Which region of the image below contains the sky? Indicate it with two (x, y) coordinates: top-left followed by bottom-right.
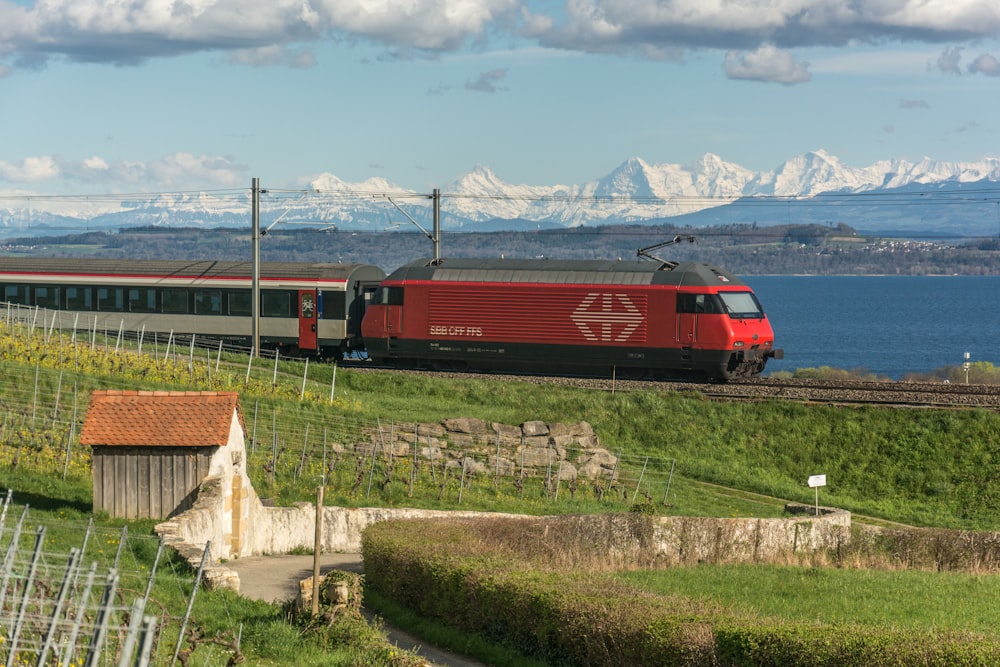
(0, 0), (999, 200)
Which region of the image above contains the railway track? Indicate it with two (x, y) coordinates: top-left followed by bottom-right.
(341, 362), (1000, 409)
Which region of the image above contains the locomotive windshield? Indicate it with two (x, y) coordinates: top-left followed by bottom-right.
(718, 291), (764, 319)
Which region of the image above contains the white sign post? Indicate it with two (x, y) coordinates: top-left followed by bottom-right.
(807, 474), (827, 516)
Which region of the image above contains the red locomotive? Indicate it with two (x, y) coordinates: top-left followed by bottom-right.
(361, 252), (783, 381)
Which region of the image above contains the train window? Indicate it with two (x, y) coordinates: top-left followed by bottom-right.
(34, 286), (60, 309)
(376, 286), (404, 306)
(97, 287), (124, 312)
(677, 293), (722, 314)
(3, 284), (29, 305)
(65, 286), (93, 311)
(321, 290), (346, 319)
(228, 291), (251, 316)
(194, 289), (222, 315)
(718, 291), (764, 319)
(161, 288), (189, 314)
(128, 287), (156, 313)
(261, 291), (291, 318)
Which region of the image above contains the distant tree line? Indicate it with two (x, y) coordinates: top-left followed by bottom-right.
(5, 222), (1000, 276)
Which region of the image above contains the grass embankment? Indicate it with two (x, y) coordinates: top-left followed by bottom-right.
(5, 319), (1000, 664)
(363, 516), (1000, 667)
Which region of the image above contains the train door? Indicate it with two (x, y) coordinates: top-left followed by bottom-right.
(676, 293), (700, 346)
(378, 286), (404, 337)
(298, 290), (318, 352)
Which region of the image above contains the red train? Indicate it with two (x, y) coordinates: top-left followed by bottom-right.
(361, 257), (782, 380)
(0, 251), (782, 380)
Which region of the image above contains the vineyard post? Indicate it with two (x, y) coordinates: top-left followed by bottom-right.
(138, 324), (145, 355)
(458, 456), (467, 504)
(90, 315), (96, 350)
(118, 597), (148, 667)
(115, 319), (123, 354)
(430, 433), (437, 485)
(113, 525), (128, 569)
(270, 410), (277, 486)
(215, 339), (223, 374)
(84, 570), (121, 667)
(494, 428), (501, 485)
(329, 363), (337, 402)
(61, 562), (97, 667)
(163, 330), (174, 365)
(72, 312), (79, 344)
(188, 334), (196, 374)
(250, 401), (258, 456)
(141, 539), (164, 608)
(545, 445), (553, 498)
(388, 421), (395, 471)
(311, 486), (323, 616)
(272, 348), (279, 385)
(322, 429), (328, 487)
(0, 489), (10, 529)
(296, 424), (310, 479)
(409, 426), (416, 496)
(631, 457), (649, 505)
(519, 440), (525, 498)
(71, 518), (94, 592)
(662, 459), (676, 506)
(37, 547), (81, 666)
(606, 449), (622, 496)
(300, 358), (308, 399)
(245, 347), (254, 385)
(135, 616), (158, 667)
(63, 385), (78, 480)
(554, 450), (561, 501)
(8, 526), (46, 662)
(31, 363), (39, 426)
(170, 543), (210, 667)
(366, 420), (383, 497)
(0, 507), (28, 617)
(53, 369), (63, 419)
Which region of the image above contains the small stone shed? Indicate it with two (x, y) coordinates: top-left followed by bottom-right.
(80, 390), (248, 521)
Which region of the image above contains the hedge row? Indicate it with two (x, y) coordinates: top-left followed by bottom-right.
(361, 518), (1000, 666)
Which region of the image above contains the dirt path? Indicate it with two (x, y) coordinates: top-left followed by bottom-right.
(228, 553), (488, 667)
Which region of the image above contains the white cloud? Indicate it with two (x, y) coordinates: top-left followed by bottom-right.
(537, 0), (1000, 54)
(228, 45), (317, 69)
(0, 156), (60, 182)
(0, 0), (520, 69)
(968, 52), (1000, 76)
(929, 46), (1000, 76)
(0, 153), (247, 189)
(0, 0), (997, 82)
(933, 46), (964, 74)
(465, 68), (508, 92)
(723, 45), (811, 85)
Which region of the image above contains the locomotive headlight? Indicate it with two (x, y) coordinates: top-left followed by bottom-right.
(733, 341), (744, 347)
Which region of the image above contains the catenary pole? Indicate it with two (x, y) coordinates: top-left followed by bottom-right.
(251, 177), (261, 358)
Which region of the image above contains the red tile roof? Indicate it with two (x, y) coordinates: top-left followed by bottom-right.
(80, 390), (246, 448)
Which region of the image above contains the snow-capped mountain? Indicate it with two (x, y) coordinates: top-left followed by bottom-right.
(3, 151), (1000, 238)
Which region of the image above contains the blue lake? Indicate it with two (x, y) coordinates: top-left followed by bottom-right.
(742, 275), (1000, 379)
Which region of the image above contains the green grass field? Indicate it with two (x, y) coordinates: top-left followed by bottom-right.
(620, 564), (1000, 633)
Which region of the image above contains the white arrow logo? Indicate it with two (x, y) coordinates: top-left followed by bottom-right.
(571, 293), (643, 342)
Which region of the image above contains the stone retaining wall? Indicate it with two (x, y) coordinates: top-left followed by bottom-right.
(155, 473), (852, 592)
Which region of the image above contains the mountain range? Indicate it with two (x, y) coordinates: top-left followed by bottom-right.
(3, 150), (1000, 239)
